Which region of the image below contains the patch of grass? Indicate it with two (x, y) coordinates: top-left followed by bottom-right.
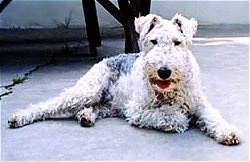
(55, 11), (73, 29)
(12, 76), (27, 85)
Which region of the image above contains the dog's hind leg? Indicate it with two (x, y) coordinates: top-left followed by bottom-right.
(8, 61), (112, 128)
(8, 93), (79, 128)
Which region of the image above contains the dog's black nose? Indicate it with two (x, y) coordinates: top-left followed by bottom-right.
(157, 68), (172, 80)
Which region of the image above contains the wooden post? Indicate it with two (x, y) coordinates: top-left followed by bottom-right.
(137, 0), (151, 16)
(118, 0), (139, 53)
(81, 0), (101, 55)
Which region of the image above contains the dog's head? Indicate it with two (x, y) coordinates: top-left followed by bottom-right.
(134, 14), (198, 101)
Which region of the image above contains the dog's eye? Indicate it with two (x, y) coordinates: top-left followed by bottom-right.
(173, 40), (182, 46)
(150, 40), (158, 45)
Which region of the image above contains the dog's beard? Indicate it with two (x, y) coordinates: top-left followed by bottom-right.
(145, 65), (182, 102)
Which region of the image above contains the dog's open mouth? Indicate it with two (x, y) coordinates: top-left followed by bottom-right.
(151, 79), (172, 100)
(151, 80), (171, 100)
(155, 80), (171, 89)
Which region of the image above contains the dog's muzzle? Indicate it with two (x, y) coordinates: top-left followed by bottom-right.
(146, 64), (181, 101)
(154, 68), (172, 89)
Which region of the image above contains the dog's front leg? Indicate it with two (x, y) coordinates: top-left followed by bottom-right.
(187, 59), (241, 145)
(194, 97), (241, 145)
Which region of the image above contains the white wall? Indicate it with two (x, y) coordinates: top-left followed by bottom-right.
(0, 0), (249, 29)
(151, 1), (249, 25)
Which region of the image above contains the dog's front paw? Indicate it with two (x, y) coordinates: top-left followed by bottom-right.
(80, 117), (95, 127)
(216, 128), (241, 146)
(75, 108), (96, 127)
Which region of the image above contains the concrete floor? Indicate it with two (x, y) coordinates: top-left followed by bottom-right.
(0, 26), (249, 161)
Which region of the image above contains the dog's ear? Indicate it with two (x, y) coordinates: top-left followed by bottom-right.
(172, 13), (198, 44)
(134, 14), (161, 37)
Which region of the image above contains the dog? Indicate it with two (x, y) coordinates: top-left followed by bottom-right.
(8, 14), (240, 146)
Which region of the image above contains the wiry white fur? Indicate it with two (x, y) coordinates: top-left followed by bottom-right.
(172, 13), (198, 44)
(8, 14), (240, 146)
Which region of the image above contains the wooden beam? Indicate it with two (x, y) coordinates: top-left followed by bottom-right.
(96, 0), (126, 25)
(0, 0), (12, 13)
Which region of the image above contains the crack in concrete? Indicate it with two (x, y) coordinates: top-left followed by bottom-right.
(0, 57), (56, 100)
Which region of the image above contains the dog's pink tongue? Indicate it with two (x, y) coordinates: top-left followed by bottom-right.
(156, 80), (171, 89)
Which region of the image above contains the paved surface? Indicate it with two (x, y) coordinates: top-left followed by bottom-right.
(1, 25), (249, 161)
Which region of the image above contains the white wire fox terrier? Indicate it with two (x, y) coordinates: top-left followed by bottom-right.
(8, 14), (240, 145)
